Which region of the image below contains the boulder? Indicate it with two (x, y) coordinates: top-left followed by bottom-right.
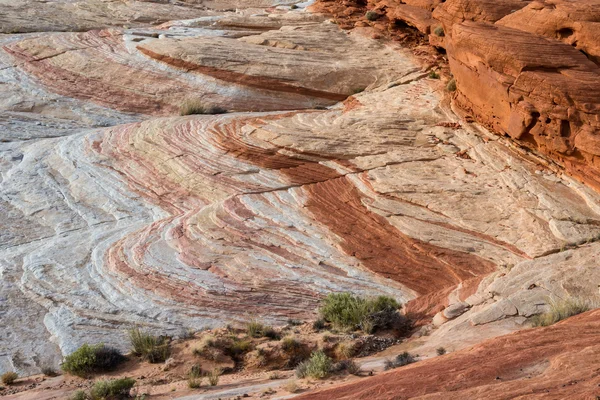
(448, 22), (600, 189)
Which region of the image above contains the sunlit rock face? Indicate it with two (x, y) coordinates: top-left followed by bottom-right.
(2, 0), (600, 382)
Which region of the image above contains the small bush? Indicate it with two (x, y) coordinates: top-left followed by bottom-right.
(128, 327), (170, 363)
(290, 4), (298, 9)
(365, 11), (380, 21)
(71, 390), (87, 400)
(247, 320), (265, 338)
(433, 26), (445, 37)
(285, 380), (300, 393)
(180, 100), (227, 116)
(188, 366), (202, 389)
(446, 78), (457, 92)
(287, 318), (302, 326)
(263, 326), (281, 340)
(295, 351), (332, 379)
(207, 368), (222, 386)
(312, 319), (326, 331)
(384, 352), (416, 370)
(334, 341), (355, 360)
(319, 293), (403, 333)
(532, 297), (593, 327)
(1, 371), (18, 385)
(436, 347), (446, 356)
(281, 336), (310, 367)
(62, 344), (124, 377)
(224, 339), (252, 359)
(269, 371), (282, 380)
(428, 70), (440, 79)
(89, 377), (135, 400)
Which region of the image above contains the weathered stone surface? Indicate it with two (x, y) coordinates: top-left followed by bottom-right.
(448, 22), (600, 190)
(497, 0), (600, 65)
(432, 0), (532, 36)
(296, 309), (600, 399)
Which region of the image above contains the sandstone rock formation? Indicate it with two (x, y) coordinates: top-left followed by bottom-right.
(1, 1), (600, 399)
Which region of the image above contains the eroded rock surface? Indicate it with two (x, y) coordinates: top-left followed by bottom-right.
(1, 3), (600, 398)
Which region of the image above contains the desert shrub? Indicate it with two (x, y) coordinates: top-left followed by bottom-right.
(532, 297), (593, 327)
(62, 344), (124, 377)
(334, 341), (355, 360)
(224, 338), (252, 359)
(1, 371), (18, 385)
(290, 4), (298, 10)
(269, 371), (282, 380)
(446, 78), (457, 92)
(207, 368), (222, 386)
(247, 320), (265, 338)
(281, 336), (310, 367)
(365, 11), (380, 21)
(312, 319), (326, 331)
(128, 327), (169, 363)
(89, 377), (135, 400)
(287, 319), (302, 326)
(436, 347), (446, 356)
(384, 352), (416, 370)
(263, 326), (280, 340)
(284, 380), (300, 393)
(295, 351), (332, 379)
(319, 293), (403, 333)
(180, 100), (227, 116)
(188, 365), (202, 389)
(71, 391), (87, 400)
(433, 26), (445, 37)
(428, 70), (440, 79)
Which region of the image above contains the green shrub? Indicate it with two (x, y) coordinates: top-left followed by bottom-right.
(246, 320), (279, 339)
(62, 344), (124, 377)
(365, 11), (380, 21)
(428, 70), (440, 79)
(1, 371), (18, 385)
(436, 347), (446, 356)
(188, 365), (202, 389)
(71, 390), (87, 400)
(207, 368), (222, 386)
(532, 298), (593, 327)
(225, 339), (252, 358)
(446, 78), (457, 92)
(433, 26), (445, 37)
(319, 293), (403, 333)
(384, 352), (416, 370)
(281, 336), (310, 367)
(128, 327), (170, 363)
(295, 351), (332, 379)
(180, 100), (227, 116)
(89, 377), (135, 400)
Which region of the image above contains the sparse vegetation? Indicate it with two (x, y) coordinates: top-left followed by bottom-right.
(284, 380), (300, 393)
(188, 365), (203, 389)
(319, 292), (405, 333)
(334, 341), (355, 360)
(295, 350), (332, 379)
(365, 11), (380, 21)
(312, 319), (326, 331)
(428, 70), (440, 79)
(345, 359), (361, 375)
(246, 319), (278, 339)
(287, 318), (302, 327)
(436, 347), (446, 356)
(532, 297), (594, 327)
(71, 390), (87, 400)
(1, 371), (18, 385)
(384, 352), (416, 370)
(446, 78), (457, 92)
(281, 336), (310, 367)
(89, 377), (136, 400)
(61, 344), (125, 377)
(179, 100), (227, 116)
(433, 26), (445, 37)
(207, 368), (222, 386)
(128, 327), (170, 363)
